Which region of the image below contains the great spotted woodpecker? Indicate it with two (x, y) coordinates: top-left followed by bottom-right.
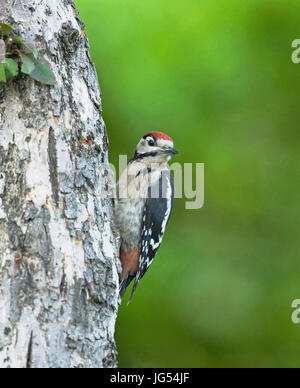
(115, 131), (178, 303)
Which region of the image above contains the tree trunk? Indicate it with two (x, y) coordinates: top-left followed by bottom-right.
(0, 0), (120, 368)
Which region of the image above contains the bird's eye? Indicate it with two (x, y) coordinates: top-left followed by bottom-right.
(148, 139), (155, 146)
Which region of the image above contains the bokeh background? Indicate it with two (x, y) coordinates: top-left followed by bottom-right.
(76, 0), (300, 367)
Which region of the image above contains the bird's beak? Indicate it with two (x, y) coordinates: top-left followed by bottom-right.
(161, 146), (179, 155)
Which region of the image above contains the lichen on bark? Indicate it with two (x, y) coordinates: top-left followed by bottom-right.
(0, 0), (120, 368)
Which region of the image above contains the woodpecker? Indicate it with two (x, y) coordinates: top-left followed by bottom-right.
(115, 131), (178, 303)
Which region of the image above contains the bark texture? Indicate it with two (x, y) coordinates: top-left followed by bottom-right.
(0, 0), (120, 368)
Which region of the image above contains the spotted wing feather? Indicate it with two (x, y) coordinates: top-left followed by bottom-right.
(127, 170), (174, 303)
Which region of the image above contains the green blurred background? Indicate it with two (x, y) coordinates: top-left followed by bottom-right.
(75, 0), (300, 367)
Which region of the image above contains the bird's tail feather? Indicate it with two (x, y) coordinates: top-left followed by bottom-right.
(127, 278), (140, 305)
(119, 274), (134, 300)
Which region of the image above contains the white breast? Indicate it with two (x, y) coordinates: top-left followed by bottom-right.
(115, 163), (162, 251)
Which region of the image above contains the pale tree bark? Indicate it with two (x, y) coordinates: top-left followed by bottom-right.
(0, 0), (120, 368)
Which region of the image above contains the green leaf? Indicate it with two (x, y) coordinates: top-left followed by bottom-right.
(4, 58), (19, 78)
(12, 35), (26, 45)
(0, 22), (15, 37)
(11, 36), (38, 60)
(20, 53), (36, 74)
(0, 63), (6, 83)
(13, 36), (38, 56)
(29, 56), (56, 85)
(26, 43), (38, 59)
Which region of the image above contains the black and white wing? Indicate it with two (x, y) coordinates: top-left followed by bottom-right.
(128, 170), (174, 303)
